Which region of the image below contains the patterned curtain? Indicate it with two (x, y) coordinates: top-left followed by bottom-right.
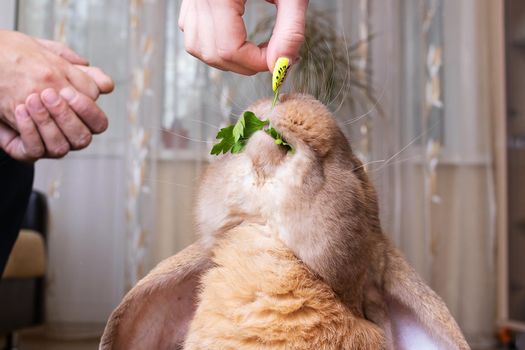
(16, 0), (500, 346)
(17, 0), (163, 336)
(365, 0), (498, 346)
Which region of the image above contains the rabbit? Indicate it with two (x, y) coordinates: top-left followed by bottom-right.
(100, 94), (470, 350)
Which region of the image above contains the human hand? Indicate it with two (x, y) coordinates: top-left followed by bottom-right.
(0, 30), (113, 127)
(0, 30), (114, 161)
(0, 87), (111, 162)
(178, 0), (308, 75)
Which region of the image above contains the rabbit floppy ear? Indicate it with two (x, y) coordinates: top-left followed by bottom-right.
(100, 240), (212, 350)
(368, 245), (470, 350)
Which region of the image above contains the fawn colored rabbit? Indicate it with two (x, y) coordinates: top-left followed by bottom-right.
(100, 94), (469, 350)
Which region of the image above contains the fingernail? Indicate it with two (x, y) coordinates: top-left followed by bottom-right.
(77, 133), (92, 148)
(41, 89), (60, 106)
(15, 105), (29, 119)
(60, 87), (77, 102)
(272, 57), (291, 92)
(27, 94), (45, 112)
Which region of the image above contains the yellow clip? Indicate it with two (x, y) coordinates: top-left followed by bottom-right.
(272, 57), (290, 92)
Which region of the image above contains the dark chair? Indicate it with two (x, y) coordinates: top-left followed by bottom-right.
(0, 191), (48, 350)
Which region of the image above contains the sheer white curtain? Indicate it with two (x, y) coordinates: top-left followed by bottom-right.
(158, 3), (500, 347)
(16, 0), (500, 346)
(17, 0), (164, 336)
(365, 0), (500, 347)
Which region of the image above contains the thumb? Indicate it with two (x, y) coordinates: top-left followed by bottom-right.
(266, 0), (308, 71)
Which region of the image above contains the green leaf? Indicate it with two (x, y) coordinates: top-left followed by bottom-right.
(211, 111), (293, 155)
(231, 142), (244, 153)
(266, 125), (294, 153)
(272, 88), (280, 107)
(210, 125), (235, 155)
(267, 127), (278, 139)
(242, 111), (269, 139)
(232, 114), (245, 142)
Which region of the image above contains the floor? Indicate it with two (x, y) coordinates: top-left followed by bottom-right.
(17, 337), (99, 350)
(0, 332), (512, 350)
(1, 330), (99, 350)
(0, 337), (509, 350)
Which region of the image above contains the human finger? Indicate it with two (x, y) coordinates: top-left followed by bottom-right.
(66, 65), (101, 100)
(41, 88), (93, 150)
(178, 0), (190, 31)
(211, 2), (267, 73)
(15, 105), (45, 160)
(75, 65), (115, 94)
(266, 0), (308, 70)
(59, 87), (108, 134)
(0, 120), (28, 161)
(25, 93), (70, 158)
(36, 38), (90, 65)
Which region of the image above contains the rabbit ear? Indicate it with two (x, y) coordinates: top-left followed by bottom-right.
(100, 240), (211, 350)
(371, 245), (470, 350)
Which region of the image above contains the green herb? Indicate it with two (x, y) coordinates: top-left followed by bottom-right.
(272, 88), (280, 107)
(266, 125), (293, 152)
(232, 111), (268, 142)
(210, 125), (236, 155)
(210, 111), (293, 155)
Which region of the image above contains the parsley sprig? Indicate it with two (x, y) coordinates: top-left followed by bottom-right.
(210, 111), (293, 155)
(266, 125), (293, 150)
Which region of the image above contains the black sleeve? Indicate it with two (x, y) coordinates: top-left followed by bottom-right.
(0, 149), (34, 275)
